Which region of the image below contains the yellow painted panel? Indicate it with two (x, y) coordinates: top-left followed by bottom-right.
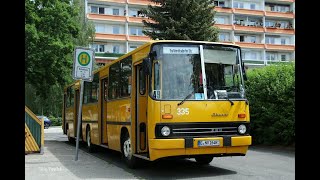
(226, 146), (248, 154)
(231, 136), (252, 146)
(25, 123), (40, 153)
(185, 147), (227, 155)
(160, 101), (250, 123)
(149, 149), (186, 161)
(107, 99), (131, 151)
(149, 139), (185, 149)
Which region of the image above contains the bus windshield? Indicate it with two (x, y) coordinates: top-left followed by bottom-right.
(151, 43), (245, 100)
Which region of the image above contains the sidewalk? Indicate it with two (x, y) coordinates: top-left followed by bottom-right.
(25, 127), (138, 180)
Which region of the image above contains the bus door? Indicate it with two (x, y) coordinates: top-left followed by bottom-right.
(101, 78), (108, 144)
(136, 65), (148, 153)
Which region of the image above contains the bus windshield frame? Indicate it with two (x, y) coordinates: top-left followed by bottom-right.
(149, 43), (246, 101)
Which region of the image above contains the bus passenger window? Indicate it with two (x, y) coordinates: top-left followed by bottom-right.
(139, 68), (145, 95)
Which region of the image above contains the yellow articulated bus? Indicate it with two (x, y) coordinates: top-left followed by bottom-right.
(62, 40), (251, 168)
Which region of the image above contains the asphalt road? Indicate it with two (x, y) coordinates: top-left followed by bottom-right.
(25, 126), (295, 180)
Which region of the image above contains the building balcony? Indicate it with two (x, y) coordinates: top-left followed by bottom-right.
(95, 57), (116, 64)
(215, 24), (233, 30)
(128, 0), (157, 6)
(234, 24), (264, 33)
(265, 11), (295, 18)
(276, 0), (295, 3)
(128, 16), (155, 24)
(265, 44), (295, 51)
(95, 33), (127, 41)
(87, 14), (126, 22)
(214, 7), (233, 13)
(98, 0), (126, 4)
(128, 35), (151, 42)
(265, 27), (294, 35)
(235, 42), (265, 49)
(233, 8), (264, 16)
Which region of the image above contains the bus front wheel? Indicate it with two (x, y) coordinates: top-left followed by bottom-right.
(195, 155), (214, 165)
(121, 132), (139, 169)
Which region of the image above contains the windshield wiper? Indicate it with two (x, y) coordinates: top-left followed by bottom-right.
(226, 96), (234, 106)
(177, 86), (203, 106)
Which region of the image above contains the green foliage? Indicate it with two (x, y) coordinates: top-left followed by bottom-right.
(142, 0), (218, 41)
(48, 115), (62, 126)
(25, 0), (95, 117)
(245, 63), (295, 145)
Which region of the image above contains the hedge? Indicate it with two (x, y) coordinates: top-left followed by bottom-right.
(245, 63), (295, 145)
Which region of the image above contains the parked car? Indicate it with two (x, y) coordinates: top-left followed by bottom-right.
(36, 116), (52, 129)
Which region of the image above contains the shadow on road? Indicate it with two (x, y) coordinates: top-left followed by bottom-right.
(46, 140), (237, 179)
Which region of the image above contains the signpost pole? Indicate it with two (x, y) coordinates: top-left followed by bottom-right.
(75, 80), (84, 161)
(72, 47), (94, 161)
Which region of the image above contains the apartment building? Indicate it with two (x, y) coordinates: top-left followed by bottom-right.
(86, 0), (295, 67)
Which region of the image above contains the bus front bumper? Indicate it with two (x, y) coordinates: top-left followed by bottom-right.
(148, 136), (251, 161)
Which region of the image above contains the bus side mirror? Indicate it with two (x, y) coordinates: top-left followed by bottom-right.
(142, 57), (151, 75)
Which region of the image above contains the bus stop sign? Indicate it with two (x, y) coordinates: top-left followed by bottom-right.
(73, 47), (95, 82)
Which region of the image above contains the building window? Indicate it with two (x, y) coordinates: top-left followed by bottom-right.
(99, 7), (105, 14)
(214, 1), (225, 7)
(113, 9), (120, 15)
(250, 36), (256, 43)
(91, 6), (98, 13)
(250, 52), (257, 60)
(98, 45), (105, 52)
(113, 26), (120, 34)
(113, 45), (120, 53)
(265, 21), (275, 27)
(219, 34), (225, 41)
(266, 37), (275, 44)
(95, 24), (105, 33)
(234, 2), (244, 9)
(266, 53), (276, 61)
(129, 9), (138, 17)
(240, 35), (244, 42)
(129, 46), (138, 51)
(281, 54), (287, 61)
(250, 4), (256, 10)
(130, 27), (143, 36)
(281, 38), (286, 45)
(215, 17), (225, 24)
(92, 44), (105, 53)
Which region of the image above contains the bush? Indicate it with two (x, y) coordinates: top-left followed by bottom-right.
(48, 115), (62, 126)
(245, 63), (295, 145)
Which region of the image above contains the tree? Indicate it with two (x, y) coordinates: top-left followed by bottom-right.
(25, 0), (95, 116)
(142, 0), (218, 41)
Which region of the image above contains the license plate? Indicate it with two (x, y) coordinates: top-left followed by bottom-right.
(198, 140), (220, 147)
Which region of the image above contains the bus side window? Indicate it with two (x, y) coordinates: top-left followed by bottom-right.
(139, 68), (146, 95)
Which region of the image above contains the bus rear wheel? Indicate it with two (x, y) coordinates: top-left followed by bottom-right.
(121, 132), (139, 169)
(195, 155), (214, 165)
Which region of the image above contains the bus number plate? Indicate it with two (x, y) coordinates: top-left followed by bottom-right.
(198, 140), (220, 147)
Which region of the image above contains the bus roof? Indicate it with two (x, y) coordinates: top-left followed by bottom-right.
(93, 40), (240, 74)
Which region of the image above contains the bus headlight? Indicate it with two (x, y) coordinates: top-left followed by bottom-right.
(238, 124), (247, 134)
(161, 126), (171, 136)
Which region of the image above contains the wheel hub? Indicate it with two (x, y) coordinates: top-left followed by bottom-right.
(87, 131), (91, 147)
(123, 139), (132, 159)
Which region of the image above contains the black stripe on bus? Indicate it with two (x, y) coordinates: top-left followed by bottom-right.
(106, 121), (131, 125)
(82, 120), (98, 123)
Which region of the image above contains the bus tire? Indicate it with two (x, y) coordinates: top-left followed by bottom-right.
(195, 155), (214, 165)
(86, 127), (96, 153)
(121, 131), (139, 169)
(67, 128), (75, 143)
